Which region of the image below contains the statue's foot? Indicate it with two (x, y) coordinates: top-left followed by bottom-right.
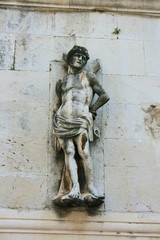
(68, 187), (83, 206)
(88, 185), (105, 199)
(68, 185), (81, 199)
(84, 194), (104, 208)
(53, 193), (83, 207)
(62, 194), (83, 207)
(53, 195), (67, 207)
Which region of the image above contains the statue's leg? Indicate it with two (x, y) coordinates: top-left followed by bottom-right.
(58, 138), (81, 198)
(74, 131), (104, 198)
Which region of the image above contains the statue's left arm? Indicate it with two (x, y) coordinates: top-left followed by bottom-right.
(88, 72), (110, 118)
(53, 79), (62, 116)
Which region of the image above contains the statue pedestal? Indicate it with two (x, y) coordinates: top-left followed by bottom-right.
(53, 194), (104, 208)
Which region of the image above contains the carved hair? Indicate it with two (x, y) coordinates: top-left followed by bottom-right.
(67, 45), (90, 64)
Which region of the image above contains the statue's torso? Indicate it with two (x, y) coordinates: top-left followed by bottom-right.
(58, 71), (93, 118)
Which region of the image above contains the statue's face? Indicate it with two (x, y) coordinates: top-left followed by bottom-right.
(69, 52), (87, 69)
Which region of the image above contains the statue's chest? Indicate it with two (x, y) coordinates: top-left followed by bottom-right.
(62, 72), (91, 92)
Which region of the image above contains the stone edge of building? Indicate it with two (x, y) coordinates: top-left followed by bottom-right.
(0, 0), (160, 16)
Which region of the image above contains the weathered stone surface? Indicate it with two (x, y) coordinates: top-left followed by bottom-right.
(15, 35), (75, 71)
(6, 9), (54, 35)
(6, 10), (116, 39)
(105, 166), (160, 212)
(1, 0), (160, 15)
(142, 103), (160, 139)
(0, 7), (159, 218)
(0, 234), (157, 240)
(104, 74), (160, 105)
(76, 38), (145, 75)
(104, 138), (157, 167)
(55, 12), (116, 38)
(0, 109), (48, 142)
(0, 70), (49, 163)
(103, 102), (148, 140)
(117, 14), (160, 41)
(0, 34), (15, 70)
(0, 175), (47, 209)
(0, 9), (7, 32)
(0, 136), (48, 175)
(0, 71), (49, 141)
(15, 35), (53, 71)
(0, 70), (49, 107)
(144, 41), (160, 76)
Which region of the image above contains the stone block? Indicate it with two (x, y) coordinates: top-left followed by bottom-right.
(0, 175), (47, 209)
(103, 74), (160, 105)
(117, 14), (160, 41)
(0, 136), (48, 175)
(0, 71), (49, 135)
(51, 36), (76, 61)
(76, 37), (145, 75)
(144, 41), (160, 76)
(104, 138), (157, 167)
(0, 9), (7, 32)
(142, 17), (160, 41)
(6, 9), (54, 35)
(15, 35), (53, 71)
(0, 70), (49, 108)
(15, 35), (75, 71)
(103, 102), (150, 140)
(0, 34), (15, 70)
(0, 69), (49, 203)
(116, 14), (144, 40)
(0, 109), (48, 142)
(105, 166), (160, 212)
(55, 12), (116, 38)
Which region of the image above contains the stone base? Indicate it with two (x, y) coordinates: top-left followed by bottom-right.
(84, 194), (105, 208)
(53, 194), (83, 207)
(53, 194), (104, 208)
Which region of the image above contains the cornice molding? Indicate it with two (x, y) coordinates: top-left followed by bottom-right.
(0, 0), (160, 16)
(1, 220), (160, 237)
(0, 210), (160, 238)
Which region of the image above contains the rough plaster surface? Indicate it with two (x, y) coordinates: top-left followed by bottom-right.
(0, 8), (160, 214)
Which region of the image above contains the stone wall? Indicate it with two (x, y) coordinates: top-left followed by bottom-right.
(0, 5), (160, 239)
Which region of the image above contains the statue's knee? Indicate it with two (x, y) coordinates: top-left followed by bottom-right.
(65, 146), (75, 156)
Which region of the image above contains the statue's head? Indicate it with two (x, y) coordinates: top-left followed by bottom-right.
(67, 45), (89, 70)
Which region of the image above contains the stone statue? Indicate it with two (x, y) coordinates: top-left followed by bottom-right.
(52, 45), (110, 208)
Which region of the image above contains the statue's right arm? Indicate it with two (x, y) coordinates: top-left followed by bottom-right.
(53, 79), (62, 115)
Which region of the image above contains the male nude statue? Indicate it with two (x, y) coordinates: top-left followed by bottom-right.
(53, 46), (110, 207)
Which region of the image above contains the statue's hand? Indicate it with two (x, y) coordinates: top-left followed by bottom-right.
(89, 109), (97, 120)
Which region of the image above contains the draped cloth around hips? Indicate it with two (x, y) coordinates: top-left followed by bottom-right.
(53, 112), (94, 146)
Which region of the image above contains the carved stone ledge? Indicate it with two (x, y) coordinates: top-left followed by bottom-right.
(0, 210), (160, 238)
(0, 0), (160, 16)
